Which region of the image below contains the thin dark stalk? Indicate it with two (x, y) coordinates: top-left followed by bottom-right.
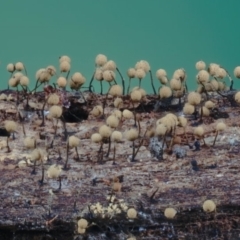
(23, 64), (28, 76)
(49, 119), (59, 148)
(138, 79), (142, 88)
(116, 67), (125, 95)
(40, 96), (50, 127)
(39, 159), (44, 185)
(127, 77), (132, 95)
(61, 116), (68, 141)
(131, 141), (135, 162)
(102, 87), (111, 117)
(113, 144), (116, 164)
(31, 159), (37, 174)
(100, 81), (103, 95)
(212, 131), (218, 147)
(6, 137), (10, 152)
(149, 70), (156, 95)
(58, 176), (62, 190)
(88, 71), (96, 92)
(66, 70), (70, 80)
(105, 137), (111, 158)
(64, 142), (70, 170)
(75, 147), (80, 161)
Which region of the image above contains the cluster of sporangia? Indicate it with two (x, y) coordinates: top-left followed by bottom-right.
(1, 56), (240, 236)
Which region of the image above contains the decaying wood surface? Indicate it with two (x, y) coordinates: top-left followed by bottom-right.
(1, 90), (240, 240)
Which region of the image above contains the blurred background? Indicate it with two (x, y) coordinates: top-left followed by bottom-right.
(0, 0), (240, 93)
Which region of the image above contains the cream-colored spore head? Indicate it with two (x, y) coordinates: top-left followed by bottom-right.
(205, 100), (215, 109)
(95, 54), (107, 67)
(9, 78), (18, 88)
(187, 92), (201, 105)
(135, 60), (150, 72)
(234, 66), (240, 78)
(216, 67), (227, 79)
(197, 70), (209, 83)
(195, 60), (206, 71)
(170, 78), (182, 90)
(135, 68), (146, 79)
(57, 77), (67, 88)
(24, 137), (36, 149)
(127, 68), (136, 78)
(111, 131), (122, 142)
(103, 60), (117, 71)
(156, 69), (167, 80)
(60, 61), (71, 72)
(103, 70), (115, 82)
(109, 85), (123, 97)
(114, 97), (123, 109)
(91, 133), (102, 143)
(90, 105), (103, 117)
(178, 116), (187, 128)
(20, 76), (29, 86)
(106, 115), (119, 128)
(203, 200), (216, 213)
(130, 90), (142, 102)
(183, 103), (195, 115)
(7, 63), (15, 72)
(78, 218), (88, 229)
(164, 207), (177, 219)
(216, 122), (226, 132)
(208, 63), (219, 76)
(194, 126), (204, 137)
(123, 109), (134, 119)
(159, 86), (172, 99)
(5, 120), (17, 133)
(31, 148), (46, 161)
(112, 109), (122, 119)
(47, 164), (62, 179)
(49, 105), (63, 118)
(47, 94), (60, 105)
(46, 65), (56, 76)
(127, 208), (137, 219)
(59, 55), (71, 63)
(235, 91), (240, 103)
(173, 68), (186, 81)
(99, 125), (112, 138)
(125, 128), (139, 141)
(155, 124), (167, 136)
(94, 68), (103, 81)
(68, 136), (80, 148)
(15, 62), (24, 71)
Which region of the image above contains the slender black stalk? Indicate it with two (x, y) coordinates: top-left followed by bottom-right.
(132, 128), (148, 160)
(105, 137), (111, 158)
(100, 81), (103, 95)
(88, 71), (96, 92)
(212, 131), (219, 147)
(113, 144), (116, 164)
(127, 77), (132, 95)
(66, 70), (70, 80)
(64, 142), (70, 170)
(149, 70), (157, 95)
(131, 141), (135, 162)
(138, 78), (142, 88)
(58, 176), (62, 190)
(39, 159), (44, 185)
(116, 67), (125, 95)
(75, 147), (80, 161)
(61, 116), (68, 141)
(49, 119), (59, 148)
(6, 137), (10, 152)
(23, 64), (28, 76)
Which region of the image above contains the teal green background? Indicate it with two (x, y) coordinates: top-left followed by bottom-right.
(0, 0), (240, 93)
